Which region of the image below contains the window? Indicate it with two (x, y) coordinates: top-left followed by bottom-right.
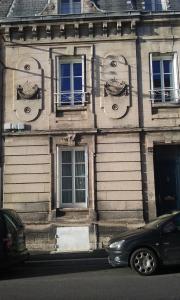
(145, 0), (167, 11)
(58, 0), (81, 14)
(150, 54), (179, 103)
(57, 148), (88, 208)
(57, 57), (85, 106)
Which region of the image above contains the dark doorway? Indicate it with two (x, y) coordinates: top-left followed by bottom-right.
(154, 145), (180, 216)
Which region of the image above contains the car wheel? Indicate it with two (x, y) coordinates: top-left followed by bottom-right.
(130, 248), (158, 276)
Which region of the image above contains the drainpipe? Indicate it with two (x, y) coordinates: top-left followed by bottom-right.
(0, 58), (5, 208)
(136, 30), (149, 222)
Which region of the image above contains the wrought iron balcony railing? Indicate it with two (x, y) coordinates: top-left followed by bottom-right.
(149, 88), (180, 103)
(54, 91), (88, 108)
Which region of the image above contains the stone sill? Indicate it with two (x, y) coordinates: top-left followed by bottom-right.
(57, 208), (89, 212)
(56, 105), (87, 112)
(152, 102), (180, 109)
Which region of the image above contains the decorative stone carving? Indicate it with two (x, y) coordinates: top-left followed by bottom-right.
(101, 55), (130, 119)
(104, 79), (128, 97)
(13, 57), (43, 122)
(87, 0), (106, 13)
(62, 134), (81, 146)
(17, 81), (39, 100)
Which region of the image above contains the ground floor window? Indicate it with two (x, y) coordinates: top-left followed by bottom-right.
(57, 147), (88, 208)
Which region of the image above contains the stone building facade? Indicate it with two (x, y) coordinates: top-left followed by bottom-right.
(0, 0), (180, 251)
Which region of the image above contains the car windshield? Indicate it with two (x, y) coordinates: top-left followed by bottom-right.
(144, 214), (174, 229)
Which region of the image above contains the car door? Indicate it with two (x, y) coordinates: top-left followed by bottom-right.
(160, 215), (180, 264)
(0, 214), (6, 260)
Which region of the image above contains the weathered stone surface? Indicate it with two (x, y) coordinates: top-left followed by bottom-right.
(2, 1), (180, 252)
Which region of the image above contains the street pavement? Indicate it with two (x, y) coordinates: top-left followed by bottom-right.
(0, 251), (180, 300)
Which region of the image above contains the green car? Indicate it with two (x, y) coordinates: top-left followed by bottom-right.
(0, 209), (29, 268)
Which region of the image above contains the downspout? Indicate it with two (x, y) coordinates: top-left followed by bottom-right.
(136, 21), (149, 222)
(0, 57), (5, 208)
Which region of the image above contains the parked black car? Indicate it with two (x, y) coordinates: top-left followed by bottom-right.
(0, 209), (29, 268)
(106, 211), (180, 275)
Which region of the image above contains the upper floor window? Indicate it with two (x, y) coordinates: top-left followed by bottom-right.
(58, 0), (81, 14)
(145, 0), (167, 11)
(57, 147), (88, 208)
(57, 56), (85, 107)
(150, 53), (179, 103)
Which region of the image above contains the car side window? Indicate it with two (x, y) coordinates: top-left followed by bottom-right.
(0, 215), (6, 239)
(163, 221), (176, 233)
(173, 215), (180, 231)
(3, 214), (17, 234)
(163, 215), (180, 233)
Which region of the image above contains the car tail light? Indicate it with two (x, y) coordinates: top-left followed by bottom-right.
(3, 233), (13, 250)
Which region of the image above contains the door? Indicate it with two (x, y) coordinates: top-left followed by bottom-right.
(154, 145), (180, 216)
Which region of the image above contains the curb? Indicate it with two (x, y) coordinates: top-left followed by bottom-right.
(28, 249), (107, 261)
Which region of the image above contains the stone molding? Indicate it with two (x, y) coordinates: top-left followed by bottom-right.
(2, 19), (138, 42)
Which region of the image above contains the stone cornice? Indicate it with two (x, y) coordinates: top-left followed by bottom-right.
(4, 127), (180, 137)
(1, 18), (139, 42)
(1, 11), (180, 42)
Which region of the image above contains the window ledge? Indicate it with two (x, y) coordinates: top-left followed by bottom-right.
(56, 105), (87, 112)
(152, 102), (180, 108)
(58, 208), (88, 212)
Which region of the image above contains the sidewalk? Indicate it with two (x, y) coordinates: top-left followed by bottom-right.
(28, 249), (108, 261)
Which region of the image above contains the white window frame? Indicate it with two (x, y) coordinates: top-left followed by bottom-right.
(57, 147), (88, 208)
(56, 56), (85, 107)
(58, 0), (82, 14)
(150, 53), (179, 103)
(145, 0), (167, 11)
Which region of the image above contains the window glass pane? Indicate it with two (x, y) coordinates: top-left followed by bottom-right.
(61, 0), (69, 3)
(75, 164), (85, 176)
(62, 177), (72, 189)
(61, 77), (70, 91)
(155, 0), (163, 10)
(73, 3), (81, 13)
(75, 151), (85, 162)
(59, 61), (84, 106)
(74, 93), (82, 104)
(145, 1), (167, 12)
(164, 90), (171, 101)
(154, 90), (162, 101)
(61, 63), (70, 76)
(76, 190), (86, 203)
(152, 61), (160, 74)
(74, 78), (82, 91)
(62, 191), (72, 203)
(174, 216), (180, 230)
(164, 74), (171, 87)
(145, 2), (152, 10)
(62, 164), (72, 176)
(61, 94), (71, 105)
(73, 63), (82, 76)
(153, 74), (161, 88)
(163, 60), (172, 73)
(75, 177), (85, 189)
(60, 148), (86, 206)
(62, 151), (72, 163)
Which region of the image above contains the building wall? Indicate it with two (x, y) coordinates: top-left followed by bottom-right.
(96, 133), (143, 221)
(0, 37), (3, 207)
(2, 13), (180, 251)
(3, 136), (51, 222)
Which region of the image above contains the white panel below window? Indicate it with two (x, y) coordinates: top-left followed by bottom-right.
(56, 226), (90, 252)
